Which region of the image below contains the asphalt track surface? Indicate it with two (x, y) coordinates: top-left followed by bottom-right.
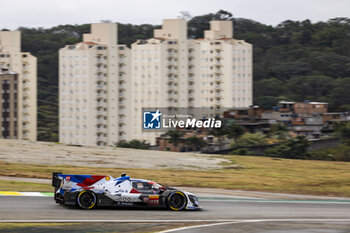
(0, 196), (350, 232)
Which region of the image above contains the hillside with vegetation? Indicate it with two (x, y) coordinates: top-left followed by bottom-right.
(2, 10), (349, 141)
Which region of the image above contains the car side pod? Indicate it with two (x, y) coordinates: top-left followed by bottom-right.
(167, 191), (187, 211)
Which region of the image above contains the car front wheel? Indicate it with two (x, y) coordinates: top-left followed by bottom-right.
(167, 191), (187, 211)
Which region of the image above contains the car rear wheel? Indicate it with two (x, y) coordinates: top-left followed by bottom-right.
(77, 191), (96, 209)
(167, 191), (187, 211)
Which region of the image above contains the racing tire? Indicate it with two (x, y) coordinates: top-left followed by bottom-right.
(77, 191), (97, 209)
(167, 191), (187, 211)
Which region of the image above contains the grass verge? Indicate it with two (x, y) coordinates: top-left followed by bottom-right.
(1, 155), (350, 197)
(0, 180), (51, 192)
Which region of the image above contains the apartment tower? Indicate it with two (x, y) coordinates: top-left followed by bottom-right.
(130, 19), (252, 144)
(59, 23), (131, 146)
(59, 20), (252, 146)
(0, 68), (18, 139)
(0, 31), (37, 141)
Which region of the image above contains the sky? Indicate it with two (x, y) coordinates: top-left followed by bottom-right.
(1, 0), (350, 30)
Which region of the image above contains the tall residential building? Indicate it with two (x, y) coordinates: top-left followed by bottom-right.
(59, 23), (131, 146)
(0, 31), (37, 141)
(193, 20), (253, 109)
(129, 19), (252, 144)
(0, 68), (18, 139)
(59, 20), (252, 146)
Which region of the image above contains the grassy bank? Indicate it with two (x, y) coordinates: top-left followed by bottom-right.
(0, 155), (350, 196)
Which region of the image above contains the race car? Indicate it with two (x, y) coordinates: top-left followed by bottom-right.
(52, 172), (200, 211)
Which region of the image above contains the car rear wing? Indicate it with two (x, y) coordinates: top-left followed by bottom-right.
(52, 172), (62, 188)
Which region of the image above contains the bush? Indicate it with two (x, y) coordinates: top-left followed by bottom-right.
(231, 132), (268, 147)
(308, 151), (335, 161)
(115, 140), (149, 149)
(265, 136), (311, 159)
(231, 148), (250, 155)
(336, 122), (350, 146)
(332, 145), (350, 161)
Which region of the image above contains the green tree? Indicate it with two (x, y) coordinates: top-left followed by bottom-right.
(270, 124), (289, 141)
(185, 136), (207, 151)
(209, 127), (227, 150)
(226, 123), (244, 144)
(336, 122), (350, 146)
(166, 130), (185, 148)
(266, 136), (311, 159)
(332, 145), (350, 161)
(232, 132), (268, 147)
(254, 78), (287, 97)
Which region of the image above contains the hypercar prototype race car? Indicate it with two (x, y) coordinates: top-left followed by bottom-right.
(52, 172), (200, 211)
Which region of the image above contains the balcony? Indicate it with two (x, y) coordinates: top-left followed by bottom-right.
(97, 128), (104, 133)
(97, 92), (104, 98)
(168, 69), (176, 74)
(214, 53), (222, 58)
(23, 99), (29, 107)
(118, 101), (125, 107)
(168, 60), (176, 66)
(22, 110), (29, 115)
(97, 67), (103, 73)
(168, 94), (175, 100)
(214, 103), (221, 108)
(22, 75), (29, 81)
(22, 117), (29, 123)
(119, 74), (125, 81)
(168, 86), (176, 93)
(119, 67), (125, 74)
